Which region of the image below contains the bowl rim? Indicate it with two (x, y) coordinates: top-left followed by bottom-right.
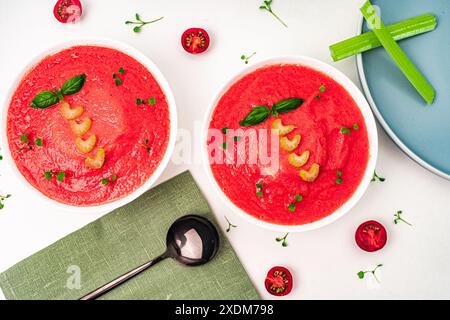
(201, 55), (378, 232)
(1, 37), (178, 214)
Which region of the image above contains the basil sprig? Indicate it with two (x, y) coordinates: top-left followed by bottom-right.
(272, 98), (304, 115)
(30, 91), (60, 109)
(239, 97), (304, 127)
(30, 74), (86, 109)
(239, 106), (271, 127)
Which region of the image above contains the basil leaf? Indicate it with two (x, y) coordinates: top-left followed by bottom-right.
(61, 74), (86, 96)
(239, 106), (271, 127)
(272, 98), (304, 114)
(30, 90), (59, 109)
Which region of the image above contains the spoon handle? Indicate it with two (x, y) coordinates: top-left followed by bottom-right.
(80, 253), (167, 300)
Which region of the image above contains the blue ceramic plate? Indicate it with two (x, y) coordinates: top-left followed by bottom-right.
(357, 0), (450, 179)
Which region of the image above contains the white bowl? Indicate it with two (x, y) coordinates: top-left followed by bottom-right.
(1, 38), (177, 214)
(201, 56), (378, 232)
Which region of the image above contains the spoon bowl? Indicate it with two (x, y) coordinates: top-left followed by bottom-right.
(166, 215), (220, 266)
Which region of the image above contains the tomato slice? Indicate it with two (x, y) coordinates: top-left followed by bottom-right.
(53, 0), (82, 23)
(264, 266), (293, 296)
(181, 28), (210, 54)
(355, 220), (387, 252)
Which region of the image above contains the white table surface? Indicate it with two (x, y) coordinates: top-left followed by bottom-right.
(1, 0), (449, 300)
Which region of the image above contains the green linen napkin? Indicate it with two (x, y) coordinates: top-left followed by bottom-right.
(0, 171), (259, 300)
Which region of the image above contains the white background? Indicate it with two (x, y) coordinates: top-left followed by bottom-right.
(1, 0), (449, 300)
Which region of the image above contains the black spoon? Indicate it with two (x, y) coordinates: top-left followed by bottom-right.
(80, 215), (220, 300)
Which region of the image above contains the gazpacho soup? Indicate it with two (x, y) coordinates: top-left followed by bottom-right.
(7, 45), (170, 206)
(207, 64), (369, 225)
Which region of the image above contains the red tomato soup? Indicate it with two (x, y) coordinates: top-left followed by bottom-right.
(208, 64), (369, 225)
(7, 45), (170, 206)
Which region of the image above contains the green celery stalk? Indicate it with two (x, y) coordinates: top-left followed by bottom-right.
(360, 0), (435, 104)
(330, 13), (437, 62)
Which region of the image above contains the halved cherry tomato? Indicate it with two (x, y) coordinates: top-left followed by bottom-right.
(355, 220), (387, 252)
(181, 28), (210, 54)
(53, 0), (82, 23)
(264, 266), (293, 296)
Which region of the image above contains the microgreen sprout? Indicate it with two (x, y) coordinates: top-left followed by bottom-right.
(0, 194), (12, 210)
(225, 216), (237, 232)
(113, 67), (125, 86)
(336, 170), (343, 184)
(259, 0), (288, 28)
(394, 210), (412, 226)
(136, 97), (156, 106)
(125, 13), (164, 33)
(240, 52), (256, 64)
(276, 232), (289, 247)
(18, 133), (43, 152)
(288, 194), (303, 212)
(44, 170), (65, 182)
(357, 264), (383, 283)
(139, 138), (151, 153)
(102, 174), (117, 185)
(371, 170), (386, 182)
(341, 126), (351, 135)
(256, 183), (264, 197)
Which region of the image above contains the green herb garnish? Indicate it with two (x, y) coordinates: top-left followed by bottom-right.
(336, 171), (343, 184)
(142, 139), (151, 152)
(239, 98), (304, 127)
(371, 170), (385, 182)
(330, 14), (437, 62)
(221, 127), (229, 134)
(353, 123), (359, 130)
(256, 183), (264, 197)
(118, 67), (125, 75)
(239, 105), (271, 127)
(56, 171), (66, 182)
(0, 194), (11, 210)
(112, 70), (123, 86)
(18, 134), (43, 152)
(35, 138), (43, 147)
(276, 232), (289, 247)
(241, 52), (256, 64)
(102, 174), (117, 185)
(259, 0), (287, 28)
(357, 264), (383, 283)
(44, 170), (65, 182)
(225, 216), (237, 232)
(360, 1), (435, 104)
(125, 13), (164, 33)
(222, 142), (228, 149)
(272, 98), (304, 115)
(44, 171), (53, 180)
(288, 193), (303, 212)
(341, 126), (351, 135)
(136, 97), (156, 106)
(393, 210), (412, 226)
(319, 85), (326, 92)
(234, 136), (240, 141)
(30, 74), (86, 109)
